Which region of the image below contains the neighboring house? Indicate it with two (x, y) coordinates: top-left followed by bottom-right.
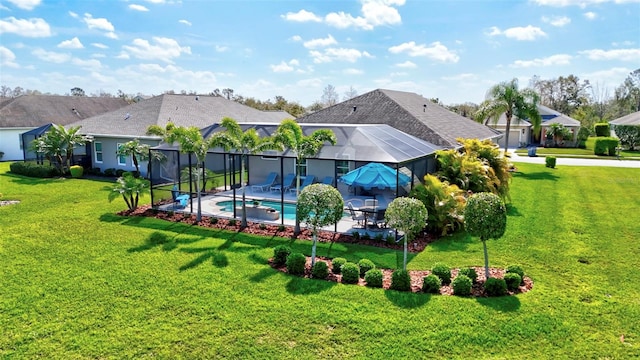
(0, 95), (128, 161)
(609, 111), (640, 136)
(68, 94), (293, 176)
(297, 89), (500, 148)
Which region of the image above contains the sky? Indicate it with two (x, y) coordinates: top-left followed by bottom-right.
(0, 0), (639, 107)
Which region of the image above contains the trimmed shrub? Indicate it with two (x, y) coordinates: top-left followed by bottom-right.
(484, 277), (507, 296)
(386, 234), (396, 245)
(272, 245), (291, 267)
(209, 217), (218, 224)
(506, 265), (525, 283)
(452, 275), (472, 296)
(277, 224), (286, 232)
(332, 257), (347, 274)
(285, 253), (306, 276)
(458, 267), (478, 283)
(115, 169), (125, 177)
(504, 273), (522, 291)
(351, 231), (360, 240)
(341, 262), (360, 284)
(431, 263), (451, 285)
(422, 274), (442, 294)
(357, 259), (376, 277)
(545, 156), (556, 168)
(312, 261), (329, 279)
(364, 269), (383, 288)
(104, 168), (117, 177)
(69, 165), (83, 178)
(594, 137), (619, 156)
(390, 269), (411, 291)
(228, 219), (237, 226)
(9, 162), (60, 178)
(594, 123), (610, 137)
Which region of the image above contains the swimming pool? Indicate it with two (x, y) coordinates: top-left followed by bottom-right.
(216, 200), (349, 221)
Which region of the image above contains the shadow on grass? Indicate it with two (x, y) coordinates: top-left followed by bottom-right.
(512, 171), (559, 181)
(285, 276), (336, 295)
(249, 267), (278, 283)
(179, 249), (229, 271)
(475, 295), (521, 312)
(428, 232), (474, 252)
(506, 204), (523, 217)
(127, 230), (205, 253)
(385, 290), (430, 309)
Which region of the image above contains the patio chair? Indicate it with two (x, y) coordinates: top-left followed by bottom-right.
(321, 176), (334, 186)
(251, 172), (278, 192)
(347, 202), (366, 228)
(171, 185), (189, 209)
(289, 175), (315, 194)
(270, 173), (295, 193)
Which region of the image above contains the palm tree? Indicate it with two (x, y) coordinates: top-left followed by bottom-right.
(209, 117), (281, 228)
(274, 119), (337, 234)
(105, 172), (150, 211)
(30, 124), (93, 174)
(475, 79), (541, 154)
(116, 139), (149, 176)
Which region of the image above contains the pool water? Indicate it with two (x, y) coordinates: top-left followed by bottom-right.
(216, 200), (348, 221)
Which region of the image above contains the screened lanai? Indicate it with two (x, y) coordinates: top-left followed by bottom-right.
(148, 123), (441, 228)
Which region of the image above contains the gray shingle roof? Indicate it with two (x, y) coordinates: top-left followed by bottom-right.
(610, 111), (640, 126)
(0, 95), (129, 127)
(68, 94), (293, 137)
(297, 89), (499, 148)
(493, 104), (580, 127)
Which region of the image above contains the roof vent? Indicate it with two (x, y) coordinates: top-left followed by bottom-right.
(353, 106), (357, 112)
(124, 113), (130, 120)
(195, 96), (199, 101)
(71, 108), (80, 116)
(423, 104), (427, 112)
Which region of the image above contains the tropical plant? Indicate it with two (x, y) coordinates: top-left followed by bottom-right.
(30, 124), (93, 174)
(116, 139), (150, 176)
(546, 123), (572, 147)
(105, 171), (149, 210)
(274, 119), (336, 234)
(384, 197), (428, 270)
(464, 192), (507, 278)
(209, 117), (281, 228)
(296, 184), (344, 266)
(409, 174), (466, 236)
(475, 78), (542, 154)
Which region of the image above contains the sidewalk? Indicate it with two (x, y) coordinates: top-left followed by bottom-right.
(508, 149), (640, 168)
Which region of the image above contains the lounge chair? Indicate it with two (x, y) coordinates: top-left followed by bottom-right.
(271, 173), (296, 193)
(289, 175), (315, 194)
(321, 176), (334, 186)
(347, 202), (366, 228)
(251, 172), (278, 192)
(171, 185), (189, 209)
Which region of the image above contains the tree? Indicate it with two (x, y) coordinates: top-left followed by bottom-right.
(464, 192), (507, 278)
(384, 197), (428, 270)
(70, 87), (86, 97)
(409, 174), (466, 236)
(614, 125), (640, 150)
(476, 78), (541, 154)
(531, 75), (590, 115)
(296, 184), (344, 266)
(612, 68), (640, 116)
(209, 117), (280, 228)
(320, 84), (339, 108)
(222, 88), (234, 100)
(106, 172), (149, 210)
(274, 119), (337, 234)
(30, 124), (93, 174)
(546, 123), (572, 147)
(116, 139), (150, 176)
(343, 86), (358, 101)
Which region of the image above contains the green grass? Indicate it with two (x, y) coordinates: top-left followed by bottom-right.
(515, 137), (640, 159)
(1, 162), (639, 358)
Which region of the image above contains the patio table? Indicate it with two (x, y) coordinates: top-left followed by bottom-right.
(358, 206), (386, 230)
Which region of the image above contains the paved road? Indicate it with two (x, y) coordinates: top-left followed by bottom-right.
(508, 150), (640, 168)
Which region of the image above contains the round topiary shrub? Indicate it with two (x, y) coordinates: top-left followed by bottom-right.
(341, 262), (360, 284)
(312, 261), (329, 279)
(272, 245), (291, 267)
(458, 267), (478, 283)
(431, 263), (451, 285)
(506, 265), (525, 284)
(390, 269), (411, 292)
(504, 273), (522, 291)
(452, 275), (472, 296)
(69, 165), (83, 178)
(484, 277), (507, 296)
(286, 252), (306, 276)
(364, 269), (383, 288)
(422, 274), (442, 294)
(332, 257), (347, 274)
(357, 259), (376, 277)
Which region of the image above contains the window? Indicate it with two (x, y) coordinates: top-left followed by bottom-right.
(336, 160), (350, 177)
(95, 142), (103, 163)
(116, 143), (127, 166)
(297, 159), (307, 177)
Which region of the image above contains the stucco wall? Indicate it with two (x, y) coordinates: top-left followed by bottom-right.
(0, 127), (32, 161)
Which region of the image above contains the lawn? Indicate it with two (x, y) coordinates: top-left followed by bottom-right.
(515, 137), (640, 159)
(1, 162), (638, 358)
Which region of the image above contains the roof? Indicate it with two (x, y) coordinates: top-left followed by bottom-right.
(296, 89), (500, 148)
(493, 104), (580, 127)
(157, 122), (442, 164)
(610, 111), (640, 126)
(67, 94), (293, 137)
(0, 95), (129, 128)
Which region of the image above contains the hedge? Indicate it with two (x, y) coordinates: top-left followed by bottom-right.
(9, 162), (60, 178)
(593, 137), (619, 156)
(594, 123), (610, 137)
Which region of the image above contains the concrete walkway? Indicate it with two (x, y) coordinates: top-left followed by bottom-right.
(508, 149), (640, 168)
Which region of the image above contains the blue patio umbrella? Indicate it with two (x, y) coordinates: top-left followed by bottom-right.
(339, 162), (411, 190)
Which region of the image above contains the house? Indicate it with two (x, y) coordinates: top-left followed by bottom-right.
(0, 95), (129, 161)
(297, 89), (500, 148)
(67, 94), (293, 176)
(610, 111), (640, 136)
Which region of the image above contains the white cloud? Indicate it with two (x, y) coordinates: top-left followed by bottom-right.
(343, 68), (363, 75)
(91, 43), (108, 49)
(309, 48), (373, 63)
(511, 54), (572, 67)
(442, 73), (478, 81)
(270, 60), (300, 73)
(58, 37), (84, 49)
(69, 11), (78, 18)
(6, 0), (41, 10)
(581, 67), (630, 87)
(122, 37), (191, 63)
(579, 48), (640, 61)
(83, 13), (115, 32)
(584, 11), (597, 19)
(72, 58), (102, 70)
(395, 60), (417, 68)
(388, 41), (459, 63)
(32, 48), (71, 63)
(129, 4), (149, 12)
(303, 35), (337, 49)
(290, 35), (302, 42)
(541, 15), (571, 26)
(215, 45), (228, 52)
(0, 46), (19, 68)
(0, 17), (51, 37)
(284, 0), (405, 30)
(532, 0), (640, 7)
(105, 32), (118, 39)
(488, 25), (547, 41)
(179, 19), (192, 26)
(281, 9), (322, 22)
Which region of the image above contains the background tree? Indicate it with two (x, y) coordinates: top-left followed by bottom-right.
(105, 172), (149, 211)
(296, 184), (344, 266)
(614, 125), (640, 150)
(30, 124), (93, 174)
(70, 87), (86, 97)
(612, 68), (640, 116)
(116, 139), (150, 176)
(531, 74), (590, 115)
(320, 84), (339, 108)
(343, 86), (358, 101)
(384, 197), (428, 270)
(209, 117), (280, 228)
(274, 119), (336, 234)
(464, 192), (507, 278)
(476, 78), (541, 154)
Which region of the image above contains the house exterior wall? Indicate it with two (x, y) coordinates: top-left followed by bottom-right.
(90, 137), (159, 176)
(493, 125), (531, 148)
(0, 127), (33, 161)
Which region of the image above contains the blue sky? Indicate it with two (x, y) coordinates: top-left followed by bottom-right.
(1, 0), (638, 107)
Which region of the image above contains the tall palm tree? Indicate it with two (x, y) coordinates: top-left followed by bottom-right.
(116, 139), (149, 176)
(209, 117), (281, 228)
(274, 119), (337, 234)
(31, 124), (93, 174)
(475, 79), (541, 154)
